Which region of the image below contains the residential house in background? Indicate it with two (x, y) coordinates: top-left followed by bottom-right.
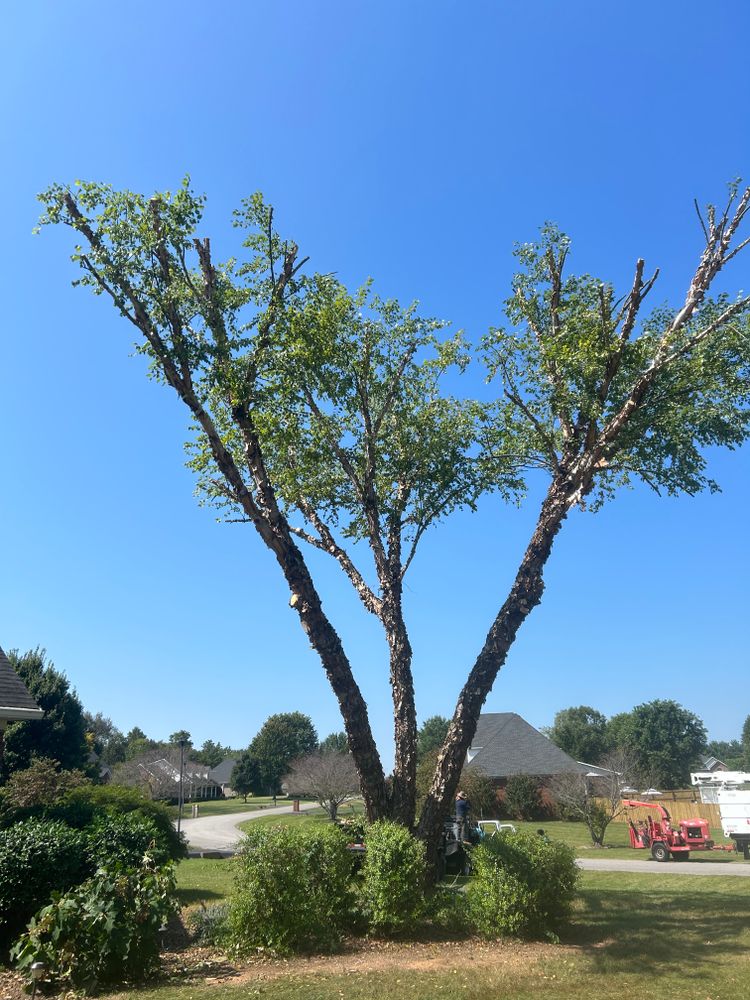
(0, 645), (43, 764)
(465, 712), (588, 784)
(209, 757), (238, 797)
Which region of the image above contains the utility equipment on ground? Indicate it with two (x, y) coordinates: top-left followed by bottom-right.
(622, 799), (713, 862)
(716, 788), (750, 859)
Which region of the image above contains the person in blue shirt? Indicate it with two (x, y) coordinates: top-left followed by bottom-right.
(455, 790), (471, 843)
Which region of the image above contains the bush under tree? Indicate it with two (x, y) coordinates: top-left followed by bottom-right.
(227, 825), (354, 955)
(360, 821), (426, 935)
(467, 830), (579, 940)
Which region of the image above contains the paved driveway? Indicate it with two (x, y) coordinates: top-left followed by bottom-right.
(178, 801), (320, 853)
(576, 857), (750, 876)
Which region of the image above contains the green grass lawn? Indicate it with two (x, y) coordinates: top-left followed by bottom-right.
(148, 868), (750, 1000)
(167, 796), (280, 819)
(236, 800), (364, 834)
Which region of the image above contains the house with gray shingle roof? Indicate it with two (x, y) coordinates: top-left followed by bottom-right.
(0, 645), (44, 764)
(465, 712), (587, 782)
(209, 757), (238, 796)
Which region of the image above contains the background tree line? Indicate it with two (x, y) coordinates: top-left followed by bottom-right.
(546, 700), (750, 789)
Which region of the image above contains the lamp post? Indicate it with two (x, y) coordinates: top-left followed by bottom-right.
(176, 738), (187, 836)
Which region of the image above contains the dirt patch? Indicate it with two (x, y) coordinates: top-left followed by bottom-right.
(157, 935), (571, 989)
(1, 936), (573, 999)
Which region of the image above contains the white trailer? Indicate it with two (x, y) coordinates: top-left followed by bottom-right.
(716, 788), (750, 859)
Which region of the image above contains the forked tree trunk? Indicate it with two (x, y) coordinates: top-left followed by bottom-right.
(417, 482), (575, 878)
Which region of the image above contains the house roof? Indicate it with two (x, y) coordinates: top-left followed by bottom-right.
(701, 755), (727, 772)
(209, 758), (238, 785)
(466, 712), (587, 779)
(0, 646), (44, 722)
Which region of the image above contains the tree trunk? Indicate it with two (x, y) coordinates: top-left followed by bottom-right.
(417, 482), (574, 877)
(383, 579), (418, 826)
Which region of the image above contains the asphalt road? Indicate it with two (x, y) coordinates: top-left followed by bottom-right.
(178, 801), (320, 853)
(576, 857), (750, 876)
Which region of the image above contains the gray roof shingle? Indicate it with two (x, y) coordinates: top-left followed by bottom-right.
(209, 758), (238, 785)
(0, 646), (44, 720)
(466, 712), (586, 779)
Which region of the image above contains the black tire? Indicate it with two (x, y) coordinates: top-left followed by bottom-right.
(652, 842), (669, 863)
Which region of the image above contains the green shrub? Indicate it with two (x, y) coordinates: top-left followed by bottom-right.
(503, 775), (544, 820)
(188, 903), (230, 945)
(466, 830), (579, 940)
(51, 784), (186, 861)
(359, 821), (426, 935)
(85, 810), (172, 868)
(227, 824), (354, 955)
(12, 854), (177, 994)
(0, 819), (90, 952)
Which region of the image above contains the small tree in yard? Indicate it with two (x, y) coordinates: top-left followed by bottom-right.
(230, 752), (262, 801)
(503, 775), (544, 821)
(285, 750), (360, 820)
(551, 750), (637, 846)
(40, 180), (750, 875)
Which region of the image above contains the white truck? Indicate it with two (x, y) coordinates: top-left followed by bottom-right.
(717, 788), (750, 859)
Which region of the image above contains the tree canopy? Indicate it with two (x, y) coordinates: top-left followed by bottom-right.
(319, 732), (349, 753)
(547, 706), (609, 764)
(249, 712), (319, 794)
(39, 178), (750, 868)
(2, 648), (90, 778)
(607, 699), (707, 789)
(231, 751), (263, 801)
(416, 717), (451, 761)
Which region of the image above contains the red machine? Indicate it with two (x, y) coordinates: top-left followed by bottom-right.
(622, 799), (714, 862)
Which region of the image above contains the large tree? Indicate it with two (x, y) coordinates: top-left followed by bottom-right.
(83, 711), (128, 767)
(607, 700), (707, 789)
(2, 648), (90, 777)
(40, 180), (750, 870)
(547, 706), (608, 764)
(249, 712), (319, 794)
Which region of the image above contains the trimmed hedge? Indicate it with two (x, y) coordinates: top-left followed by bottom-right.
(466, 830), (579, 940)
(360, 821), (426, 935)
(227, 825), (354, 955)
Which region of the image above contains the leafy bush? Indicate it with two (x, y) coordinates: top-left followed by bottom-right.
(1, 757), (90, 811)
(188, 903), (230, 945)
(51, 784), (186, 861)
(503, 775), (544, 820)
(422, 887), (470, 934)
(0, 819), (90, 952)
(12, 854), (177, 994)
(466, 830), (579, 940)
(227, 824), (354, 955)
(359, 821), (426, 935)
(85, 810), (172, 868)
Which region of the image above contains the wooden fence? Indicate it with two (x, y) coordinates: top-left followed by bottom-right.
(603, 798), (721, 828)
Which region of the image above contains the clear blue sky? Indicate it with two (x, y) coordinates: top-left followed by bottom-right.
(2, 2), (748, 763)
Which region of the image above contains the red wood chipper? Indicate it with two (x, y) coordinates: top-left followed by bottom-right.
(622, 799), (713, 862)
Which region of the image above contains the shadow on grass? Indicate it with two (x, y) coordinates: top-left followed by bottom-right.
(562, 882), (750, 978)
